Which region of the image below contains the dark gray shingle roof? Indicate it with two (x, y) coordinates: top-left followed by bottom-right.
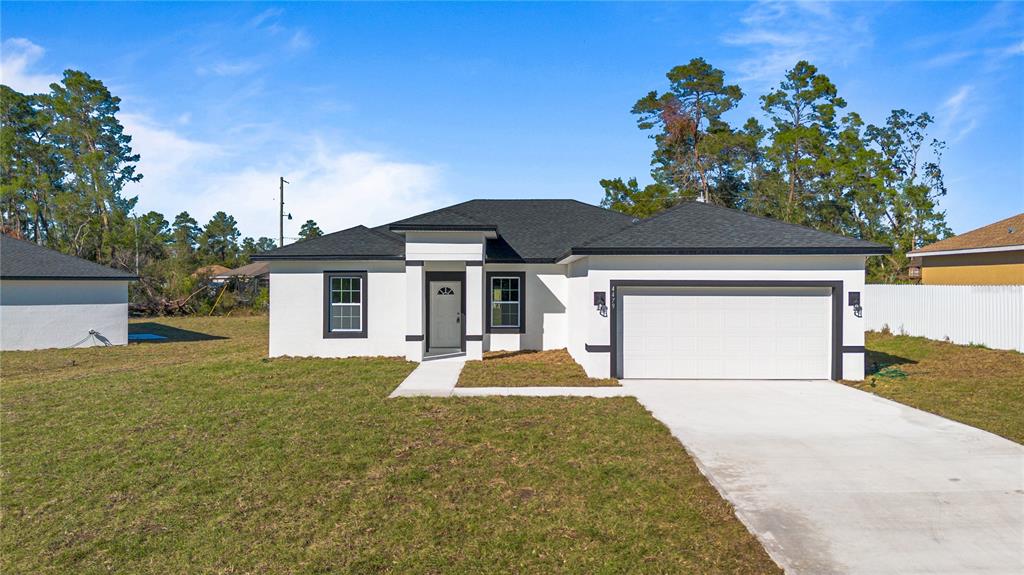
(252, 225), (405, 260)
(1, 235), (138, 280)
(253, 199), (889, 262)
(391, 199), (638, 262)
(571, 201), (890, 256)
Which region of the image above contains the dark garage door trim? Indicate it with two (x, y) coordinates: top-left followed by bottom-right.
(609, 280), (844, 380)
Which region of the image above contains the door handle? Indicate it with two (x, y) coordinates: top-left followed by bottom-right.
(456, 313), (461, 324)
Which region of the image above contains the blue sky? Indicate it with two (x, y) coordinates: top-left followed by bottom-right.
(2, 1), (1022, 240)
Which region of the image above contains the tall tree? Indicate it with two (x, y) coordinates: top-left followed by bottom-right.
(199, 211), (241, 265)
(171, 211), (201, 258)
(599, 178), (675, 218)
(631, 58), (745, 204)
(0, 85), (61, 243)
(863, 110), (951, 281)
(45, 70), (142, 262)
(298, 219), (323, 240)
(240, 236), (276, 262)
(759, 60), (846, 223)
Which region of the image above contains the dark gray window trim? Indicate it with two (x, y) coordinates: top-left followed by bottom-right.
(608, 280), (844, 380)
(585, 344), (611, 353)
(405, 335), (424, 342)
(323, 270), (368, 339)
(406, 260), (425, 267)
(425, 271), (466, 351)
(841, 345), (866, 353)
(486, 271), (526, 334)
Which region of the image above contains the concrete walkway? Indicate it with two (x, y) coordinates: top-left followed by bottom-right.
(388, 355), (467, 397)
(620, 379), (1024, 575)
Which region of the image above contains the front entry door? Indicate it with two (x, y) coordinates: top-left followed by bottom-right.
(429, 280), (462, 349)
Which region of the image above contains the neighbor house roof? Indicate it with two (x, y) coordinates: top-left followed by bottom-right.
(908, 213), (1024, 257)
(222, 261), (270, 278)
(567, 201), (890, 257)
(253, 199), (889, 262)
(192, 264), (233, 277)
(0, 235), (137, 280)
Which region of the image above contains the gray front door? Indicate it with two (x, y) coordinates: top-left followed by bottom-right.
(429, 280), (461, 348)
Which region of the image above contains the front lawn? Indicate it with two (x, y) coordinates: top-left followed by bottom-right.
(457, 348), (619, 387)
(844, 332), (1024, 444)
(1, 316), (777, 574)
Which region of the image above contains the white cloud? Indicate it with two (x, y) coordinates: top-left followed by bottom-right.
(0, 38), (60, 94)
(938, 85), (978, 144)
(1006, 40), (1024, 56)
(183, 143), (448, 241)
(124, 126), (448, 240)
(6, 37), (446, 241)
(196, 60), (263, 77)
(287, 30), (312, 53)
(722, 1), (872, 87)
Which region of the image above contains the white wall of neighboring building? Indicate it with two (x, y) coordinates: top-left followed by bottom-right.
(268, 260), (407, 358)
(0, 279), (129, 351)
(566, 255), (868, 380)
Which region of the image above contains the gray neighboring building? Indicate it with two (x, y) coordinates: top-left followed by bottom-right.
(1, 235), (136, 351)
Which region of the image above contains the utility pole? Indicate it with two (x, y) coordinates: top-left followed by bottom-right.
(279, 176), (289, 248)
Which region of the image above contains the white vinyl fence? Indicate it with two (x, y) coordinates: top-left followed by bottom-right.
(865, 285), (1024, 353)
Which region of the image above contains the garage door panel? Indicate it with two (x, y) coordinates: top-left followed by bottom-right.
(621, 287), (831, 380)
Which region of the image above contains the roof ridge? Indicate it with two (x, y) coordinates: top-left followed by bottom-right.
(675, 199), (884, 243)
(689, 201), (882, 245)
(363, 224), (406, 244)
(387, 199), (491, 227)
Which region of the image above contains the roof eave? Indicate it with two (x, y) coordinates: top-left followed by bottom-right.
(562, 246), (892, 258)
(0, 274), (138, 281)
(388, 224), (498, 233)
(251, 254), (405, 262)
(908, 244), (1024, 258)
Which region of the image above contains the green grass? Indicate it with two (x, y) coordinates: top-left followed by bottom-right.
(458, 348), (619, 388)
(844, 332), (1024, 444)
(1, 316), (777, 574)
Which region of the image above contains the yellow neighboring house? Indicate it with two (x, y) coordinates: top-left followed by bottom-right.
(908, 213), (1024, 285)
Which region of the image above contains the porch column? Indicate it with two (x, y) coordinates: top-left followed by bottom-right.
(405, 261), (424, 362)
(465, 261), (483, 360)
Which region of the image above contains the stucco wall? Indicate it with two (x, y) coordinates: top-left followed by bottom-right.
(566, 255), (868, 381)
(0, 279), (129, 351)
(483, 263), (568, 352)
(268, 260), (406, 358)
(920, 251), (1024, 285)
(405, 231), (485, 261)
(266, 253), (870, 381)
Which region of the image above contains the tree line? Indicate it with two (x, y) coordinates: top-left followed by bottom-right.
(3, 62), (951, 313)
(600, 58), (952, 282)
(1, 70), (322, 310)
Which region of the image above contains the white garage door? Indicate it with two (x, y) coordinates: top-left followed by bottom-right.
(620, 286), (832, 380)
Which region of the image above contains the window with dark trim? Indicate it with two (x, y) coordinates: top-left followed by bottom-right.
(323, 271), (368, 338)
(486, 271), (525, 333)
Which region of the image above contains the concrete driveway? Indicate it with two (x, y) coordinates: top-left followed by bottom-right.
(620, 379), (1024, 575)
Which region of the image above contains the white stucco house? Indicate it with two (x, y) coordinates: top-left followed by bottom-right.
(254, 200), (889, 381)
(0, 235), (135, 351)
